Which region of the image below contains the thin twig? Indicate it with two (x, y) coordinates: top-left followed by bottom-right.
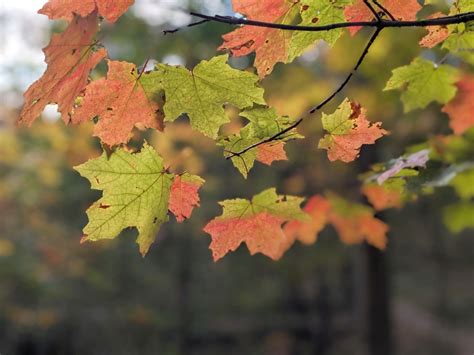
(371, 0), (397, 21)
(227, 28), (383, 159)
(363, 0), (382, 22)
(163, 19), (210, 35)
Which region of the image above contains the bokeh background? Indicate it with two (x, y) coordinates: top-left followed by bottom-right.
(1, 1), (473, 354)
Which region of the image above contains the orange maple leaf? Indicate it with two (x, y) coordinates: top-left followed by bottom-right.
(442, 75), (474, 135)
(419, 12), (450, 48)
(169, 174), (205, 223)
(324, 193), (389, 249)
(204, 189), (306, 261)
(18, 14), (106, 127)
(72, 60), (163, 146)
(256, 142), (288, 165)
(283, 193), (389, 251)
(319, 100), (388, 163)
(205, 212), (288, 261)
(39, 0), (134, 23)
(283, 195), (330, 246)
(361, 184), (403, 211)
(219, 0), (298, 78)
(329, 208), (388, 250)
(344, 0), (421, 36)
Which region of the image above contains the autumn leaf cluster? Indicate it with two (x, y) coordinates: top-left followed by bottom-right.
(18, 0), (474, 260)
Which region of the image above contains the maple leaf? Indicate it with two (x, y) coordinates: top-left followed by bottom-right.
(156, 55), (265, 138)
(318, 99), (388, 162)
(419, 12), (450, 48)
(219, 0), (300, 78)
(222, 134), (260, 178)
(222, 107), (301, 178)
(240, 106), (303, 140)
(72, 60), (164, 146)
(443, 202), (474, 233)
(256, 142), (288, 165)
(169, 173), (205, 223)
(18, 14), (106, 127)
(327, 193), (389, 250)
(344, 0), (421, 36)
(203, 188), (307, 261)
(283, 195), (330, 246)
(74, 143), (174, 256)
(442, 75), (474, 135)
(384, 58), (460, 112)
(39, 0), (134, 23)
(374, 149), (430, 184)
(450, 169), (474, 200)
(361, 183), (403, 211)
(289, 0), (351, 61)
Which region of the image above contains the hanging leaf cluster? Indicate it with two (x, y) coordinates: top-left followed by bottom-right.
(18, 0), (474, 259)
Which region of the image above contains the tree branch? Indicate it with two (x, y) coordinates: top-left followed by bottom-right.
(363, 0), (382, 22)
(188, 11), (474, 33)
(163, 19), (210, 35)
(226, 28), (383, 160)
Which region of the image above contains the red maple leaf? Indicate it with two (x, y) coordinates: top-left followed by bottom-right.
(219, 0), (298, 78)
(169, 174), (205, 223)
(256, 142), (288, 165)
(39, 0), (134, 23)
(204, 212), (288, 261)
(18, 14), (106, 127)
(419, 12), (450, 48)
(72, 60), (163, 146)
(344, 0), (421, 36)
(283, 193), (389, 251)
(204, 189), (306, 261)
(329, 209), (389, 250)
(442, 75), (474, 135)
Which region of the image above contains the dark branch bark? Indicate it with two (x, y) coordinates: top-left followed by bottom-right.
(189, 11), (474, 32)
(363, 0), (382, 22)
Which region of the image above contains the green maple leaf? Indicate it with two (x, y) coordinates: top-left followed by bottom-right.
(221, 131), (260, 179)
(222, 106), (302, 178)
(74, 143), (174, 256)
(251, 188), (308, 220)
(443, 202), (474, 233)
(289, 0), (351, 61)
(240, 106), (303, 140)
(449, 168), (474, 200)
(156, 55), (265, 138)
(384, 57), (460, 112)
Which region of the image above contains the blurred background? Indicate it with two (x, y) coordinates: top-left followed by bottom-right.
(1, 1), (473, 354)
